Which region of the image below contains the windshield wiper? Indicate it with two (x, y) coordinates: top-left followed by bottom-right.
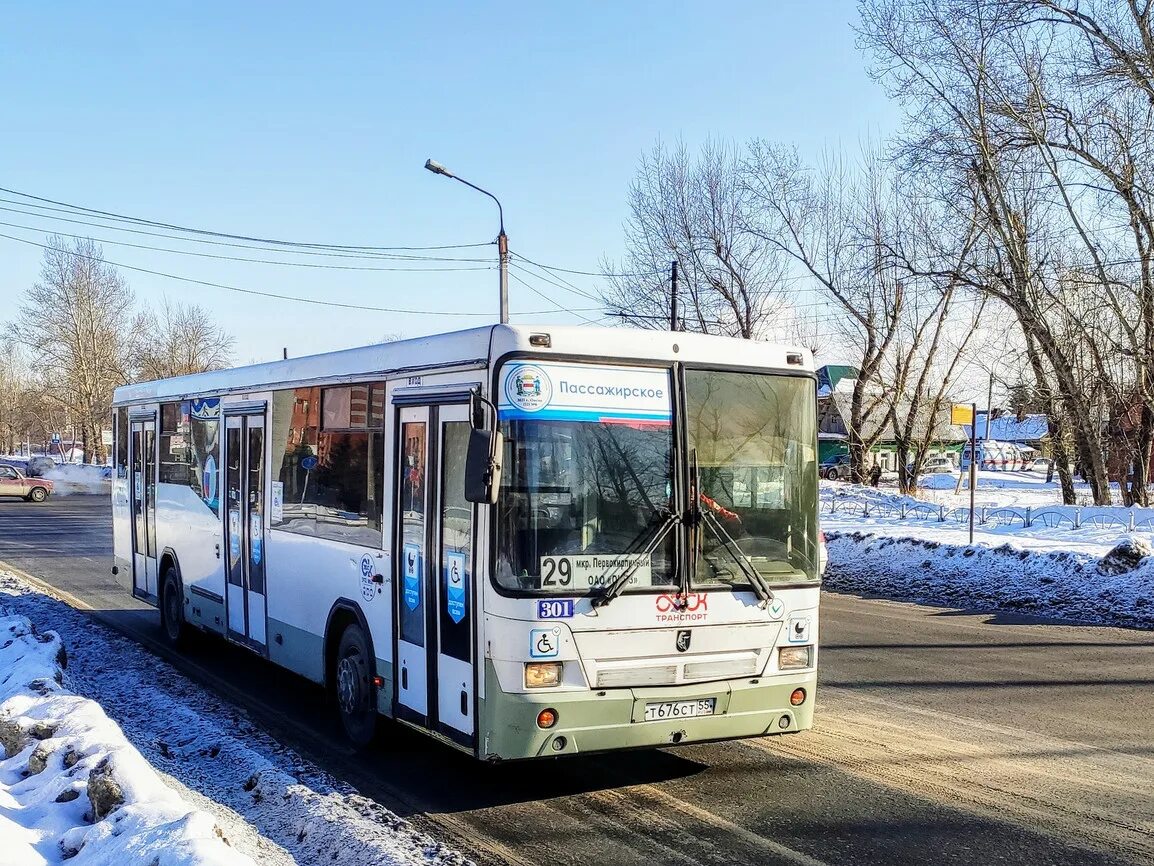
(590, 508), (681, 610)
(698, 508), (774, 606)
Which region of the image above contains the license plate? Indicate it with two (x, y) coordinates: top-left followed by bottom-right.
(643, 698), (716, 722)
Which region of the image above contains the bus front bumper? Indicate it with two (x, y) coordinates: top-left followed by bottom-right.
(480, 662), (816, 760)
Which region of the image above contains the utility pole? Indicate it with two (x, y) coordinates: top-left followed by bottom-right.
(969, 401), (977, 545)
(670, 260), (679, 331)
(986, 372), (995, 439)
(498, 228), (510, 325)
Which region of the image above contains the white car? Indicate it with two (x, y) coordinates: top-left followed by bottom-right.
(917, 456), (956, 474)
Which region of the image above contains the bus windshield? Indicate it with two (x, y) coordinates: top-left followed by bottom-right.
(686, 369), (818, 585)
(492, 361), (818, 594)
(494, 361), (676, 593)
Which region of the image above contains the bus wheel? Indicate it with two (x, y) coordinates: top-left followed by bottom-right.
(160, 568), (187, 647)
(334, 624), (377, 748)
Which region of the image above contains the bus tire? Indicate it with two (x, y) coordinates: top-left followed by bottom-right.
(334, 623), (377, 748)
(160, 567), (187, 647)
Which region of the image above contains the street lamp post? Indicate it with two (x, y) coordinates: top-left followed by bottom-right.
(424, 159), (509, 324)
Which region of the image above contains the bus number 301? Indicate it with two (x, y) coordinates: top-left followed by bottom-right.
(541, 557), (573, 586)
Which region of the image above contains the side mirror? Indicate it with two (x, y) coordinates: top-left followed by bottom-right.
(465, 427), (503, 504)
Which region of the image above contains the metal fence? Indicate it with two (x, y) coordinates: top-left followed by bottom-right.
(819, 490), (1154, 533)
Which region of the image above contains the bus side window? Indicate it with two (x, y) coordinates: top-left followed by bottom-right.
(115, 407), (129, 478)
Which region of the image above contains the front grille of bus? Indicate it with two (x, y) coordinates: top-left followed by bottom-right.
(593, 653), (760, 688)
(596, 664), (679, 688)
(683, 655), (759, 680)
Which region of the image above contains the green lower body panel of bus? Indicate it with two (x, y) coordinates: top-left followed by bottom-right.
(479, 661), (816, 761)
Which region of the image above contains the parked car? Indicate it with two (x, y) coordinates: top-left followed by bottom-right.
(918, 456), (957, 474)
(820, 454), (853, 481)
(1026, 457), (1052, 473)
(25, 456), (57, 477)
(0, 464), (53, 502)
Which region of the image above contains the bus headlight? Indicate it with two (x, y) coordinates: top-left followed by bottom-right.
(525, 662), (563, 688)
(778, 646), (812, 670)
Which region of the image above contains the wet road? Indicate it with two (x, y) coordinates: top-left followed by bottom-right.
(1, 496), (1151, 865)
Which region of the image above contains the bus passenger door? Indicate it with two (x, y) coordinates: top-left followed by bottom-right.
(224, 410), (268, 649)
(433, 404), (476, 745)
(129, 416), (158, 600)
(395, 406), (430, 719)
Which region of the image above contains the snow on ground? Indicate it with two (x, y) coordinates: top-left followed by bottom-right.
(0, 571), (470, 866)
(821, 475), (1154, 629)
(870, 467), (1120, 509)
(0, 611), (254, 866)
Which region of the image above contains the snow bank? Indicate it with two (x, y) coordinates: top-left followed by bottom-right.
(0, 573), (469, 866)
(0, 612), (253, 866)
(824, 530), (1154, 630)
(42, 465), (111, 497)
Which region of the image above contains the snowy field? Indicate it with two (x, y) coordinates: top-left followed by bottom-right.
(0, 571), (467, 866)
(821, 474), (1154, 629)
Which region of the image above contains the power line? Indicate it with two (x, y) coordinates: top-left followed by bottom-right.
(0, 204), (493, 263)
(507, 271), (601, 324)
(0, 232), (594, 318)
(508, 261), (602, 303)
(0, 218), (493, 273)
(510, 250), (663, 279)
(0, 185), (491, 252)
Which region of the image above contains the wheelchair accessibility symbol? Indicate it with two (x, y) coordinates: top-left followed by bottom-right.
(529, 627), (560, 659)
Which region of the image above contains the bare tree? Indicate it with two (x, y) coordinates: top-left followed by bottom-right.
(5, 236), (134, 464)
(601, 140), (789, 337)
(0, 346), (30, 455)
(131, 299), (234, 381)
(743, 144), (909, 482)
(858, 0), (1115, 503)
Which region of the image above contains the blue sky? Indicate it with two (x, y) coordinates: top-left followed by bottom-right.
(0, 2), (899, 363)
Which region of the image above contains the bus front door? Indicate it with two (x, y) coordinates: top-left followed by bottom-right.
(129, 416), (157, 600)
(224, 410), (267, 649)
(393, 403), (476, 747)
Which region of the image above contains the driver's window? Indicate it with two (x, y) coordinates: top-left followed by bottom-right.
(0, 467), (16, 479)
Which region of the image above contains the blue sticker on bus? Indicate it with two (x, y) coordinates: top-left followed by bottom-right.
(537, 599), (574, 619)
(402, 542), (421, 611)
(445, 551), (467, 624)
(530, 627), (560, 659)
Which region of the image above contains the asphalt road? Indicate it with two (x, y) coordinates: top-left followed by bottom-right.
(1, 495), (1151, 865)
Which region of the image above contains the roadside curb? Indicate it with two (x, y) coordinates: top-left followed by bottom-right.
(0, 558), (98, 613)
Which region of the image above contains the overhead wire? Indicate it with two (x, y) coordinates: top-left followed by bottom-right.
(506, 271), (602, 324)
(0, 204), (493, 263)
(0, 185), (490, 252)
(0, 231), (592, 318)
(0, 218), (494, 273)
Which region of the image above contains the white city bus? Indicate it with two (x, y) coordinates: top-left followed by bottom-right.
(111, 324), (822, 759)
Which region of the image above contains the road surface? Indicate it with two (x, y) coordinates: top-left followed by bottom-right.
(0, 496), (1150, 865)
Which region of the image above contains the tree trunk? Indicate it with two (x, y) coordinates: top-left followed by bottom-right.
(895, 441), (912, 495)
(1130, 403), (1154, 507)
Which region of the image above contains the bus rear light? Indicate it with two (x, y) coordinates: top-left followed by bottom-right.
(371, 675), (384, 688)
(778, 646), (812, 670)
(525, 662), (563, 688)
(790, 688), (807, 706)
(537, 708), (558, 729)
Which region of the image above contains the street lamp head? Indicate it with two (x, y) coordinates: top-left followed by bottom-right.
(424, 158), (453, 178)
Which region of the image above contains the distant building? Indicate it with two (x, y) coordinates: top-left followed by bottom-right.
(969, 411), (1050, 450)
(815, 365), (968, 469)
